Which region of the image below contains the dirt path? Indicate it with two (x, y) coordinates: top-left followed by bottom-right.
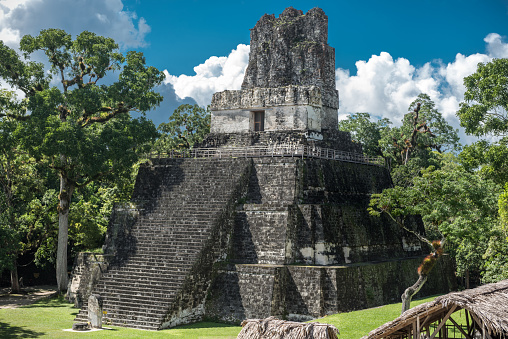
(0, 285), (58, 309)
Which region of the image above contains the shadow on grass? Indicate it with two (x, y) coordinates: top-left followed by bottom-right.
(21, 295), (71, 308)
(172, 321), (240, 330)
(0, 321), (44, 338)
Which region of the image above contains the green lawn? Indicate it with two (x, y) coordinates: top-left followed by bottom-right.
(0, 295), (439, 338)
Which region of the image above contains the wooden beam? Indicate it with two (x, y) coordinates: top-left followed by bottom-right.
(469, 312), (493, 339)
(429, 305), (457, 339)
(416, 316), (420, 339)
(370, 304), (444, 339)
(465, 309), (470, 333)
(448, 316), (471, 339)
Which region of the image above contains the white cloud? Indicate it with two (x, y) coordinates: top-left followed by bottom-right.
(165, 33), (508, 148)
(164, 44), (250, 106)
(485, 33), (508, 58)
(0, 27), (20, 45)
(0, 0), (149, 48)
(335, 33), (508, 132)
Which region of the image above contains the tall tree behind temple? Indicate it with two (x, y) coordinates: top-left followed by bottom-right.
(152, 104), (210, 152)
(0, 29), (164, 292)
(457, 58), (508, 283)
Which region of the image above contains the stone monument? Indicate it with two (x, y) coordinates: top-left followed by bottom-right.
(201, 7), (358, 151)
(71, 7), (455, 330)
(87, 294), (103, 329)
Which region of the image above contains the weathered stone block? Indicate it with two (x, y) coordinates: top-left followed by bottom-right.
(87, 294), (103, 329)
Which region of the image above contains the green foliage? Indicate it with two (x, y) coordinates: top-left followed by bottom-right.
(481, 183), (508, 283)
(459, 138), (508, 186)
(381, 94), (460, 181)
(153, 104), (210, 151)
(339, 94), (460, 186)
(369, 154), (500, 277)
(0, 90), (50, 274)
(482, 234), (508, 283)
(1, 29), (165, 289)
(500, 183), (508, 234)
(338, 112), (391, 157)
(69, 183), (124, 254)
(457, 58), (508, 137)
(2, 29), (164, 187)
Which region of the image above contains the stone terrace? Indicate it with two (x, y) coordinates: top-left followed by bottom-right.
(74, 158), (251, 330)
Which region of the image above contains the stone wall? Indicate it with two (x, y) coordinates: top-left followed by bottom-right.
(210, 7), (340, 134)
(204, 157), (455, 323)
(198, 130), (362, 153)
(71, 156), (455, 328)
(205, 257), (456, 323)
(67, 253), (113, 308)
(228, 158), (424, 267)
(210, 86), (339, 133)
(241, 8), (336, 97)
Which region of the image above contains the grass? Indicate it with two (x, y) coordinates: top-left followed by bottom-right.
(0, 295), (440, 338)
(312, 296), (437, 338)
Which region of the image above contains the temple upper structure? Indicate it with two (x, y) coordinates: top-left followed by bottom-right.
(210, 7), (339, 138)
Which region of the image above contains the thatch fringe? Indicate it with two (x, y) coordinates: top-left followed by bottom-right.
(237, 316), (339, 339)
(362, 279), (508, 338)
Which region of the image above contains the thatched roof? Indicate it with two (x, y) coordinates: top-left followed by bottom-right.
(237, 316), (339, 339)
(362, 279), (508, 339)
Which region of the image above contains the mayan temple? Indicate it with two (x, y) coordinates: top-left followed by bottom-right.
(69, 7), (455, 330)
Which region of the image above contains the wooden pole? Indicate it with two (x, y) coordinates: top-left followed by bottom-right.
(430, 305), (457, 339)
(416, 316), (420, 339)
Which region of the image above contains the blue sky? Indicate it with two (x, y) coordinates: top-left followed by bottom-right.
(120, 0), (508, 76)
(1, 0), (508, 143)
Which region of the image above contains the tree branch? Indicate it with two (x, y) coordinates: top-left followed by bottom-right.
(0, 112), (30, 121)
(79, 103), (132, 127)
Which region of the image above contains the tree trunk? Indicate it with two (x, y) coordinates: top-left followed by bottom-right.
(10, 262), (20, 294)
(401, 274), (428, 314)
(56, 174), (74, 293)
(465, 269), (470, 289)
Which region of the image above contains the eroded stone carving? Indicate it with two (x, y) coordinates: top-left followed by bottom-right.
(210, 7), (339, 134)
(87, 294), (103, 329)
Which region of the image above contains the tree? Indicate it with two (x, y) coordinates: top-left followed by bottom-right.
(338, 112), (392, 157)
(369, 154), (499, 313)
(457, 59), (508, 186)
(0, 29), (164, 292)
(459, 139), (508, 186)
(482, 183), (508, 283)
(339, 94), (460, 185)
(0, 89), (48, 292)
(456, 58), (508, 284)
(457, 58), (508, 137)
(152, 104), (210, 152)
(384, 94), (460, 166)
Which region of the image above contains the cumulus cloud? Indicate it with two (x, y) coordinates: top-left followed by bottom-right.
(166, 34), (508, 136)
(0, 0), (149, 48)
(485, 33), (508, 58)
(335, 33), (508, 135)
(164, 44), (250, 106)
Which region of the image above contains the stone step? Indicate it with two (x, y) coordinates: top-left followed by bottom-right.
(100, 268), (188, 280)
(95, 286), (179, 299)
(120, 260), (196, 270)
(132, 232), (210, 240)
(109, 258), (195, 268)
(99, 291), (173, 305)
(98, 268), (188, 285)
(130, 241), (208, 249)
(98, 289), (176, 302)
(121, 252), (200, 262)
(100, 276), (186, 287)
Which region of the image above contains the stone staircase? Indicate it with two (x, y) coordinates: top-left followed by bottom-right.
(74, 158), (250, 330)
